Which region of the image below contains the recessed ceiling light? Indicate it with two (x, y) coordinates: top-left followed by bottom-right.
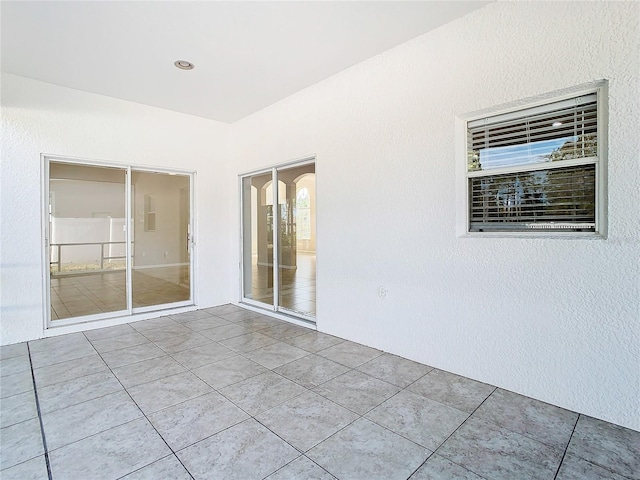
(552, 121), (563, 127)
(174, 60), (194, 70)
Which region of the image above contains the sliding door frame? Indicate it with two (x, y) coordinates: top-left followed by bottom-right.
(41, 154), (196, 330)
(238, 165), (276, 312)
(239, 156), (316, 323)
(129, 166), (195, 315)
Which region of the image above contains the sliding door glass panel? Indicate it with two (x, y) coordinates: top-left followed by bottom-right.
(277, 163), (316, 316)
(49, 162), (127, 320)
(131, 171), (191, 308)
(242, 172), (275, 306)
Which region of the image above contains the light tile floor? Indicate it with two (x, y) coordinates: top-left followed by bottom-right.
(1, 304), (638, 480)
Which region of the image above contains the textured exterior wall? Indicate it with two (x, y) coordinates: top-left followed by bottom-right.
(231, 1), (640, 430)
(0, 74), (233, 345)
(1, 1), (638, 431)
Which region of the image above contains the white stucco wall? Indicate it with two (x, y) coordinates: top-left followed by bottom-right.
(0, 74), (234, 344)
(1, 0), (638, 432)
(231, 1), (640, 430)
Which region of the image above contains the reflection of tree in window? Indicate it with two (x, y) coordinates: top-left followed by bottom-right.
(296, 187), (311, 240)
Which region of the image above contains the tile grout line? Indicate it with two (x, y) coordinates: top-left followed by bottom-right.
(416, 386), (499, 480)
(34, 329), (458, 480)
(107, 331), (311, 478)
(551, 415), (635, 480)
(257, 455), (330, 480)
(355, 373), (486, 480)
(87, 332), (197, 480)
(121, 322), (358, 478)
(553, 414), (580, 480)
(425, 383), (580, 478)
(20, 325), (342, 479)
(223, 339), (440, 478)
(470, 390), (580, 459)
(247, 370), (364, 479)
(26, 343), (54, 480)
(25, 310), (638, 480)
(21, 312), (316, 480)
(253, 356), (400, 473)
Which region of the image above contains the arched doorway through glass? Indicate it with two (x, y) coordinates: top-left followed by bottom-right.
(240, 160), (316, 320)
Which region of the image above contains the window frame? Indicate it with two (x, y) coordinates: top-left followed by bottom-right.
(455, 82), (608, 239)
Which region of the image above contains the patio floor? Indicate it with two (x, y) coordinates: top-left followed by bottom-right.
(1, 304), (638, 479)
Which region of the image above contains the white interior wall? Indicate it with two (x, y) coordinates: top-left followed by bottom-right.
(0, 73), (234, 344)
(231, 1), (640, 430)
(131, 171), (189, 267)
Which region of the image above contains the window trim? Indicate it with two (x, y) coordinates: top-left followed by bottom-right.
(455, 81), (608, 239)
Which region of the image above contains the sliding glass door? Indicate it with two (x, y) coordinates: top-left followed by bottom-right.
(48, 162), (128, 320)
(276, 163), (316, 316)
(241, 160), (316, 320)
(45, 158), (193, 325)
(241, 171), (276, 307)
(131, 170), (191, 309)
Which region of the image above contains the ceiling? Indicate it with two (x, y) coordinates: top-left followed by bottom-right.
(1, 1), (490, 123)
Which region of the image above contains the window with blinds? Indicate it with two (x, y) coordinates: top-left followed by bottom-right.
(465, 89), (604, 234)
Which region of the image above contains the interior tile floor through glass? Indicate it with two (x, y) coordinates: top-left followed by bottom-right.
(250, 252), (316, 316)
(50, 267), (190, 320)
(1, 304), (638, 480)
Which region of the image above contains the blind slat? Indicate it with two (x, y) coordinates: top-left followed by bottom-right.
(470, 124), (597, 148)
(467, 93), (597, 128)
(468, 165), (596, 233)
(468, 99), (597, 173)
